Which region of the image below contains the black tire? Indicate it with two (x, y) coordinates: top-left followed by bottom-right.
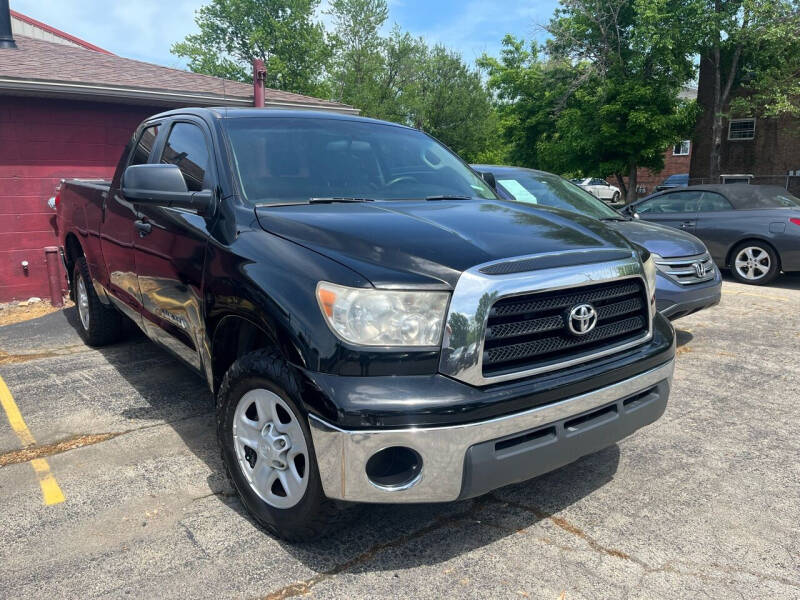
(612, 191), (620, 203)
(217, 348), (339, 542)
(729, 241), (780, 285)
(72, 257), (124, 346)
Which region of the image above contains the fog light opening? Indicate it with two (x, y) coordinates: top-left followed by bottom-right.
(365, 446), (422, 490)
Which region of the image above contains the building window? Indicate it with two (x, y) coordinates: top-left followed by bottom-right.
(728, 118), (755, 141)
(673, 140), (690, 156)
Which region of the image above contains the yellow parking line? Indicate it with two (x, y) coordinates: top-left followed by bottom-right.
(0, 375), (65, 505)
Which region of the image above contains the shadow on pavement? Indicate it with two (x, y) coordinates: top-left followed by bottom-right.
(674, 328), (693, 347)
(721, 270), (800, 290)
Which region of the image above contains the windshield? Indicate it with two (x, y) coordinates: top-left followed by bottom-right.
(495, 170), (622, 219)
(224, 117), (496, 204)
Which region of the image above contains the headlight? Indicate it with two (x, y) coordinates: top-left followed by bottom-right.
(642, 254), (657, 299)
(316, 282), (450, 347)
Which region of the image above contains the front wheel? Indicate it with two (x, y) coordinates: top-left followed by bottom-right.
(612, 191), (620, 203)
(730, 242), (779, 285)
(217, 348), (339, 541)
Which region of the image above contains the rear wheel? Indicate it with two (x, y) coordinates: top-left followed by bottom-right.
(612, 191), (620, 203)
(72, 257), (124, 346)
(730, 242), (779, 285)
(217, 348), (339, 541)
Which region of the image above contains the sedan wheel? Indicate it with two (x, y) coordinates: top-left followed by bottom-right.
(731, 243), (779, 285)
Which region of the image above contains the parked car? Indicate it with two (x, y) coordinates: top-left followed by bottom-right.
(56, 108), (675, 541)
(654, 173), (689, 192)
(474, 165), (722, 320)
(571, 177), (622, 203)
(624, 184), (800, 285)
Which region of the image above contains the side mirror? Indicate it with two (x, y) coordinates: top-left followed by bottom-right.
(122, 164), (213, 213)
(480, 171), (497, 190)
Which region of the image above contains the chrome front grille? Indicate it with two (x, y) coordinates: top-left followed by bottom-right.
(439, 251), (653, 386)
(654, 253), (716, 285)
(482, 280), (649, 378)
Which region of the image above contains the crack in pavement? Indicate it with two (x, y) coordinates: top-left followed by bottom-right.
(262, 494), (800, 598)
(0, 345), (90, 366)
(0, 411), (213, 467)
(0, 433), (122, 466)
(261, 497), (494, 600)
(492, 497), (800, 588)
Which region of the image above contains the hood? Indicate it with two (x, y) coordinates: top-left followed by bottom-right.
(604, 219), (707, 258)
(255, 200), (635, 288)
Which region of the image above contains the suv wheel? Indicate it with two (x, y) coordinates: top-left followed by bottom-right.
(72, 257), (124, 346)
(217, 348), (339, 541)
(730, 242), (779, 285)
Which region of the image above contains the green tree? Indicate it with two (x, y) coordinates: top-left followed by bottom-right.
(412, 45), (498, 162)
(542, 0), (699, 202)
(171, 0), (331, 95)
(326, 0), (388, 113)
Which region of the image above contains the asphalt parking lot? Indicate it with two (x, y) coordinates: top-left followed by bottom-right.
(1, 275), (799, 599)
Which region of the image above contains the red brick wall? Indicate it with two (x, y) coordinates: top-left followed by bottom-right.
(0, 97), (158, 302)
(614, 145), (692, 198)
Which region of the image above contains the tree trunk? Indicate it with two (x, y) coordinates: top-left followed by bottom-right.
(626, 162), (638, 204)
(614, 173), (628, 201)
(709, 45), (723, 182)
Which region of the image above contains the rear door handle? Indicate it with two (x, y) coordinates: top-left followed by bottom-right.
(680, 220), (695, 229)
(134, 219), (152, 237)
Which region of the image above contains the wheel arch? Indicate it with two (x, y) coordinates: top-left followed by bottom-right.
(209, 312), (304, 394)
(63, 232), (85, 295)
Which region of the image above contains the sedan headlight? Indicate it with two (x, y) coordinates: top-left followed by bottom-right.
(316, 282), (450, 347)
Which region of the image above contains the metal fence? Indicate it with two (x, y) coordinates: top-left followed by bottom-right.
(687, 175), (800, 195)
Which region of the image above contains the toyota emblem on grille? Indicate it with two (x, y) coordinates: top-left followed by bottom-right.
(567, 303), (598, 335)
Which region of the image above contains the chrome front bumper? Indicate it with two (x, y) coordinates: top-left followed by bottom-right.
(309, 359), (674, 503)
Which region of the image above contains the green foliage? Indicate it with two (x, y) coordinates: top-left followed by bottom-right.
(171, 0), (330, 96)
(481, 2), (700, 201)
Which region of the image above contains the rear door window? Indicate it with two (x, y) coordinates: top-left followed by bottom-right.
(161, 122), (211, 192)
(697, 192), (733, 212)
(130, 125), (159, 166)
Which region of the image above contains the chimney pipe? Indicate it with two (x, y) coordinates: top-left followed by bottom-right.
(0, 0), (16, 49)
(253, 59), (266, 108)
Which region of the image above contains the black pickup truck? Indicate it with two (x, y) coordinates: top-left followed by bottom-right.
(56, 108), (675, 540)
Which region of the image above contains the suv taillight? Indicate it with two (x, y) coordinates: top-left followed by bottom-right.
(790, 217), (800, 227)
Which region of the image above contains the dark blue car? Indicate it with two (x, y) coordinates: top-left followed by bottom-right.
(627, 185), (800, 285)
(473, 165), (722, 319)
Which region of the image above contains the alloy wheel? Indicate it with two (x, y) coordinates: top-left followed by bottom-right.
(734, 246), (771, 281)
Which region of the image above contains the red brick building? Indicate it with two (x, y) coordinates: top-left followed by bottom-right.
(0, 9), (356, 302)
(689, 58), (800, 192)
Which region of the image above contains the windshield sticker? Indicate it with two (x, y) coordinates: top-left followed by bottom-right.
(499, 179), (538, 204)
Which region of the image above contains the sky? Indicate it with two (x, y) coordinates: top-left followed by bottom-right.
(10, 0), (558, 70)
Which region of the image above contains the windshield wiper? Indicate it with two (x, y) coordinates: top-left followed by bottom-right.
(309, 197), (375, 204)
(600, 216), (627, 221)
(424, 195), (473, 201)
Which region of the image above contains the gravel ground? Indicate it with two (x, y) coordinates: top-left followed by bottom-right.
(0, 274), (798, 600)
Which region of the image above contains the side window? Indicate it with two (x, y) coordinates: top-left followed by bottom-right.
(130, 125), (159, 166)
(161, 122), (211, 192)
(638, 191), (700, 214)
(697, 192), (733, 212)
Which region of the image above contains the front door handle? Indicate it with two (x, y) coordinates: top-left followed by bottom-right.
(679, 220), (695, 229)
(134, 219), (152, 237)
